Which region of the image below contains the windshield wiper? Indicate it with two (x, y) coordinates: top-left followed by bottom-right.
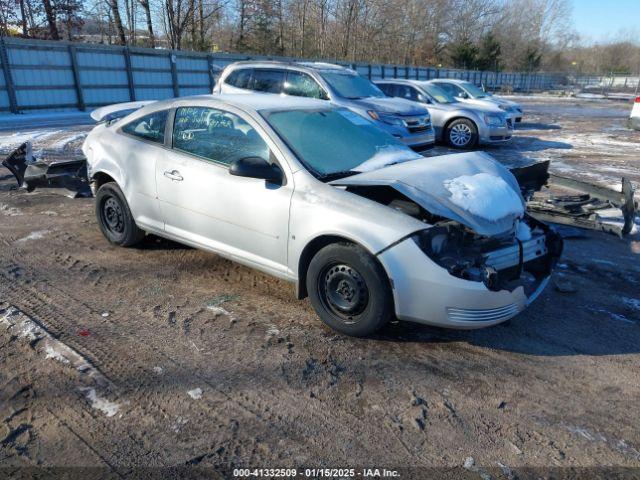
(318, 170), (359, 182)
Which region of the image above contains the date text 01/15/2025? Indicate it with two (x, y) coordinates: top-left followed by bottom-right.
(232, 468), (400, 477)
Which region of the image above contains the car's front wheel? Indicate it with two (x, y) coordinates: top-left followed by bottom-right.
(446, 118), (478, 149)
(95, 182), (145, 247)
(306, 243), (393, 337)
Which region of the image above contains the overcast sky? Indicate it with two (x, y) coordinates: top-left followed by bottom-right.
(572, 0), (639, 43)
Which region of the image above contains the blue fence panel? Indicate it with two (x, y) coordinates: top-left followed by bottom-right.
(0, 36), (563, 112)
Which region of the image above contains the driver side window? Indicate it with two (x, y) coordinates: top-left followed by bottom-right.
(172, 107), (270, 166)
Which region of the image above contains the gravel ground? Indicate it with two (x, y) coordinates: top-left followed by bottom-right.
(1, 95), (639, 479)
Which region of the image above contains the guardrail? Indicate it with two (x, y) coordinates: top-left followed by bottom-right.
(0, 36), (564, 113)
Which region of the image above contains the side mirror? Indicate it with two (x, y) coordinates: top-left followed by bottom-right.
(457, 92), (469, 99)
(418, 94), (431, 104)
(230, 156), (283, 184)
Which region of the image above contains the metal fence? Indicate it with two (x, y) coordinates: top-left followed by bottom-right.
(0, 36), (565, 113)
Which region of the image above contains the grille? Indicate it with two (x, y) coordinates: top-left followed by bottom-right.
(446, 304), (520, 322)
(408, 124), (431, 133)
(483, 235), (547, 271)
(506, 118), (513, 128)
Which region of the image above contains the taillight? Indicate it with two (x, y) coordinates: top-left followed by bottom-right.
(636, 96), (640, 103)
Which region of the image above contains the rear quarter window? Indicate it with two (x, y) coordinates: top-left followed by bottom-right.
(121, 110), (168, 144)
(225, 69), (252, 89)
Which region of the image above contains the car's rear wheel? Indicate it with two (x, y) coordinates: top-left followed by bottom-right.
(95, 182), (145, 247)
(446, 118), (478, 149)
(306, 243), (393, 337)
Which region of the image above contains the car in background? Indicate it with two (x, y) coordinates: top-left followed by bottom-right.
(83, 94), (560, 336)
(631, 96), (640, 130)
(375, 79), (512, 149)
(214, 61), (435, 151)
(429, 79), (523, 123)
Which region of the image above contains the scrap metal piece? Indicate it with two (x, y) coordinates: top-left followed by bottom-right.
(511, 160), (638, 237)
(1, 142), (91, 198)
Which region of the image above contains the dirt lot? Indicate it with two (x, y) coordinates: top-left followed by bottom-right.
(1, 96), (639, 479)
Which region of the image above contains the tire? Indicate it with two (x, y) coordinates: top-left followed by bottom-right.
(306, 243), (393, 337)
(446, 118), (478, 149)
(95, 182), (145, 247)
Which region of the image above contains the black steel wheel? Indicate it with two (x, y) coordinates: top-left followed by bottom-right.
(95, 182), (145, 247)
(307, 243), (393, 336)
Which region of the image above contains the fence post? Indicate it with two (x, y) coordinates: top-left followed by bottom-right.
(367, 64), (372, 80)
(68, 45), (85, 111)
(207, 54), (216, 91)
(0, 37), (18, 113)
(170, 52), (180, 97)
(393, 65), (397, 78)
(381, 65), (385, 79)
(123, 47), (136, 101)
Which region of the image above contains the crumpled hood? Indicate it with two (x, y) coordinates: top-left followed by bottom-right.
(351, 97), (428, 116)
(331, 152), (525, 236)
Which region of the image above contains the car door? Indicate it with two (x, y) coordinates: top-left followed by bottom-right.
(116, 109), (168, 231)
(155, 105), (293, 275)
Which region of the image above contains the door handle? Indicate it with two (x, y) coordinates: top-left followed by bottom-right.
(163, 170), (183, 181)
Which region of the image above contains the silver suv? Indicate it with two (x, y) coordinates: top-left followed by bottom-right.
(214, 61), (436, 150)
(376, 79), (512, 149)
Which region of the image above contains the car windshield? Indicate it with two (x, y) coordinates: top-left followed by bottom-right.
(264, 108), (421, 180)
(420, 84), (455, 104)
(321, 71), (385, 99)
(461, 81), (489, 98)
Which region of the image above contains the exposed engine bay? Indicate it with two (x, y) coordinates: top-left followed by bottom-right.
(346, 184), (563, 293)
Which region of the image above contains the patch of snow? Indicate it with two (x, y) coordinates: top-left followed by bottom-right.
(622, 297), (640, 311)
(516, 220), (532, 241)
(79, 387), (120, 417)
(153, 366), (163, 375)
(40, 210), (58, 216)
(463, 457), (475, 469)
(15, 230), (50, 243)
(0, 204), (23, 216)
(443, 173), (524, 222)
(45, 344), (71, 364)
(266, 325), (280, 338)
(1, 305), (119, 418)
(50, 132), (87, 150)
(187, 388), (203, 400)
(207, 305), (232, 317)
(352, 145), (422, 173)
(0, 130), (58, 150)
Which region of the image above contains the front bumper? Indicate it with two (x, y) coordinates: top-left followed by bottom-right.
(377, 235), (555, 329)
(479, 124), (513, 144)
(397, 130), (436, 148)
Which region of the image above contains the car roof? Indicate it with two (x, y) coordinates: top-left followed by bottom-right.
(429, 79), (468, 84)
(225, 60), (355, 74)
(150, 93), (331, 113)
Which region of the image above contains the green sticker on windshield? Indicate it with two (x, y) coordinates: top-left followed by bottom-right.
(338, 110), (371, 126)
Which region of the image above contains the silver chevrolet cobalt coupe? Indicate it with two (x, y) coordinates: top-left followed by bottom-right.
(83, 94), (561, 336)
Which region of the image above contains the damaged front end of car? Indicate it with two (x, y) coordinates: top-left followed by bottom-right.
(409, 216), (562, 295)
(332, 152), (564, 324)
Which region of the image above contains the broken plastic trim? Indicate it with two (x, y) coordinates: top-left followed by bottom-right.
(1, 142), (91, 198)
(510, 160), (638, 237)
(411, 216), (562, 293)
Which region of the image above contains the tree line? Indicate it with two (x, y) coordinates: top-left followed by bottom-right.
(1, 0), (639, 74)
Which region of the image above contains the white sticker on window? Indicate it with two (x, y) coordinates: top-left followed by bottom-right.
(338, 110), (371, 126)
